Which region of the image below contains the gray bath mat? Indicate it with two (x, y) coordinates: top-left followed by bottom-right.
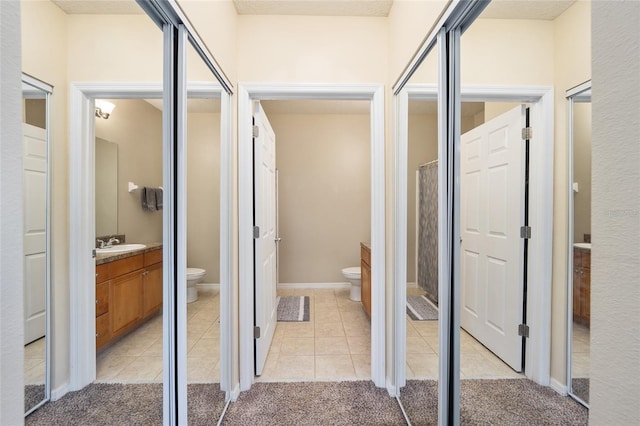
(407, 295), (439, 321)
(277, 296), (310, 322)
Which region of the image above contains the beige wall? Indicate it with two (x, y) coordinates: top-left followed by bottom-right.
(67, 14), (163, 81)
(590, 2), (640, 423)
(573, 102), (591, 243)
(187, 112), (221, 284)
(95, 99), (163, 244)
(268, 112), (370, 283)
(388, 0), (447, 84)
(21, 0), (70, 393)
(237, 15), (388, 82)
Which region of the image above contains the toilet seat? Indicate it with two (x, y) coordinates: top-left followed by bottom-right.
(187, 267), (206, 280)
(341, 267), (361, 280)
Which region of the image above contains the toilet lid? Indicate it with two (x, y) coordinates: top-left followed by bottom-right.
(187, 267), (206, 276)
(342, 267), (361, 275)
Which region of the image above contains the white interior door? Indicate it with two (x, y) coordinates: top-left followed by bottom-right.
(23, 123), (47, 345)
(460, 105), (526, 372)
(253, 102), (278, 375)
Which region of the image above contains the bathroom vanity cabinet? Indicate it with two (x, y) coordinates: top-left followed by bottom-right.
(573, 247), (591, 327)
(361, 242), (371, 318)
(95, 247), (163, 350)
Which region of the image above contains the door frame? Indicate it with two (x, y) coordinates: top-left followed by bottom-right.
(394, 83), (554, 388)
(67, 82), (232, 400)
(238, 83), (386, 390)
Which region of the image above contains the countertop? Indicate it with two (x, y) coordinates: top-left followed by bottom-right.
(96, 242), (163, 265)
(573, 242), (591, 253)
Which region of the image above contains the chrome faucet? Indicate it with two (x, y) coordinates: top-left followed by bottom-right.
(107, 237), (120, 247)
(97, 237), (120, 249)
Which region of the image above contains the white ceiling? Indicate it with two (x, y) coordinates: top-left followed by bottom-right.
(51, 0), (144, 14)
(51, 0), (576, 20)
(481, 1), (576, 20)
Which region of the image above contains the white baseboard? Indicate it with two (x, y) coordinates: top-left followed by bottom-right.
(386, 383), (399, 397)
(550, 377), (568, 396)
(227, 384), (240, 402)
(196, 283), (219, 292)
(407, 282), (417, 288)
(51, 382), (69, 401)
(277, 282), (350, 290)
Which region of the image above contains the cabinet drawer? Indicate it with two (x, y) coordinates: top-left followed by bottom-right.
(96, 313), (111, 350)
(109, 254), (144, 277)
(361, 244), (371, 266)
(96, 263), (109, 283)
(144, 248), (163, 267)
(96, 281), (109, 317)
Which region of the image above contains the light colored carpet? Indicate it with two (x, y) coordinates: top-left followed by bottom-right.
(221, 381), (403, 425)
(401, 379), (588, 425)
(25, 383), (225, 426)
(25, 385), (45, 413)
(24, 379), (589, 425)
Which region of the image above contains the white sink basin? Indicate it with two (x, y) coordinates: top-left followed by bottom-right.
(96, 243), (146, 254)
(573, 242), (591, 250)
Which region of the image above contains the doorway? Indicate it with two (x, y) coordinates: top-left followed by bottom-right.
(238, 84), (386, 390)
(251, 99), (372, 381)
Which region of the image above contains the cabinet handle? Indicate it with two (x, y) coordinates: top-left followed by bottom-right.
(96, 299), (99, 304)
(95, 333), (99, 337)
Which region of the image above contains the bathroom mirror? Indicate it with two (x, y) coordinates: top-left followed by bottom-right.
(22, 74), (52, 416)
(567, 81), (592, 407)
(95, 137), (118, 237)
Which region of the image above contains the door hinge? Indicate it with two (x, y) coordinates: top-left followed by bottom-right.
(253, 226), (260, 239)
(518, 324), (530, 338)
(92, 249), (96, 258)
(254, 326), (261, 339)
(521, 127), (533, 140)
(520, 226), (532, 239)
(252, 125), (260, 138)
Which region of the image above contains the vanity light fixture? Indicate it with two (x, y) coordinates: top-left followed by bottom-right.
(95, 99), (116, 119)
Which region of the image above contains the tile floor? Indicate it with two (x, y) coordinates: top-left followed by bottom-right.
(571, 322), (590, 378)
(258, 287), (520, 382)
(91, 286), (521, 384)
(24, 337), (46, 385)
(257, 288), (371, 382)
(95, 289), (220, 383)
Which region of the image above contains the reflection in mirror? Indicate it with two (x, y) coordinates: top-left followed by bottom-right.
(397, 40), (441, 425)
(185, 40), (226, 421)
(95, 137), (118, 236)
(22, 76), (51, 416)
(93, 96), (164, 384)
(568, 83), (591, 406)
(455, 0), (589, 421)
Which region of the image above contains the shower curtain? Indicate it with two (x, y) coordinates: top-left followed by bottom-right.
(417, 160), (438, 306)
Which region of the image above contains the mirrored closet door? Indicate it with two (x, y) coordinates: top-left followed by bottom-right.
(22, 74), (52, 416)
(567, 81), (592, 407)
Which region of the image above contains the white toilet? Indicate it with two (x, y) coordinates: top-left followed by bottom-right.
(186, 268), (206, 303)
(341, 267), (362, 302)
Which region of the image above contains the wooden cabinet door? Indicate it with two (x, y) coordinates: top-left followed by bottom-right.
(361, 259), (371, 318)
(111, 271), (143, 336)
(96, 281), (110, 317)
(143, 262), (163, 317)
(96, 313), (111, 350)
